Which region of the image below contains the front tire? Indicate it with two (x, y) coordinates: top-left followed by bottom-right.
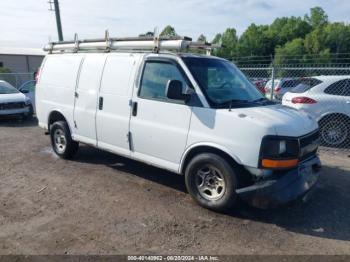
(185, 153), (238, 212)
(50, 121), (79, 159)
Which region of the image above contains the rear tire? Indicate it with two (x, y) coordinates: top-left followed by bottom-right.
(50, 121), (79, 159)
(185, 153), (238, 212)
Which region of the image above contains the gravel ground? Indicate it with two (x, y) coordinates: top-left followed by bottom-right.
(0, 118), (350, 255)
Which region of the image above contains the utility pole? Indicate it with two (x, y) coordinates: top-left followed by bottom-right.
(48, 0), (63, 41)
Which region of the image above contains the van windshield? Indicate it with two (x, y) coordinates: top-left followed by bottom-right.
(182, 57), (266, 108)
(0, 82), (19, 94)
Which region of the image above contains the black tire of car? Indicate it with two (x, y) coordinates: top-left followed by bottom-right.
(319, 115), (350, 148)
(184, 153), (238, 212)
(50, 121), (79, 159)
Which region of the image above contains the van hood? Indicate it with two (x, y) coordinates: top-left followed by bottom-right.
(0, 92), (27, 103)
(222, 104), (318, 137)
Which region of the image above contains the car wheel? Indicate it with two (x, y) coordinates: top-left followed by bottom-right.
(185, 153), (238, 212)
(50, 121), (79, 159)
(319, 116), (350, 147)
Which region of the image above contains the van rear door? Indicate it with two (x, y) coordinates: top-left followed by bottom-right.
(37, 54), (83, 130)
(73, 54), (106, 145)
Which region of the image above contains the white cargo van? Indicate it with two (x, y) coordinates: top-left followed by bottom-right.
(36, 35), (321, 211)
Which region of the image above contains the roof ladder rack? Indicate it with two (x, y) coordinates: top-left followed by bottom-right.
(43, 30), (221, 54)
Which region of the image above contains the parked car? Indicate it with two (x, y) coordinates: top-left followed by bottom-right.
(265, 78), (302, 100)
(36, 37), (321, 211)
(282, 76), (350, 147)
(252, 78), (266, 94)
(18, 80), (36, 112)
(0, 80), (33, 119)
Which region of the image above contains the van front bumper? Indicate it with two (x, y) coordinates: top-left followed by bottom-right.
(237, 156), (321, 209)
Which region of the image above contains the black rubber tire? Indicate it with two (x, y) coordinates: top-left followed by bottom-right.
(319, 115), (350, 148)
(50, 121), (79, 159)
(184, 153), (238, 212)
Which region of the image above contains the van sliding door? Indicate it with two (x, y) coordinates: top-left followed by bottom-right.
(96, 54), (140, 156)
(73, 54), (107, 145)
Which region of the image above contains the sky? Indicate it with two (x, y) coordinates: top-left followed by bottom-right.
(0, 0), (350, 48)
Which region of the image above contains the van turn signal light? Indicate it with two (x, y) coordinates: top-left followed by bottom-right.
(262, 159), (299, 168)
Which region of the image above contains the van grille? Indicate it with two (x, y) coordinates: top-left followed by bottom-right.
(0, 102), (25, 110)
(299, 130), (320, 161)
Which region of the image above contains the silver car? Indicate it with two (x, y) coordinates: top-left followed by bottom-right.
(265, 78), (302, 100)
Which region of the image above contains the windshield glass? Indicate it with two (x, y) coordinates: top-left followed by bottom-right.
(0, 82), (19, 94)
(182, 57), (264, 108)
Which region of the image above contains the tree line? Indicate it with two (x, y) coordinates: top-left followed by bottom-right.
(141, 7), (350, 65)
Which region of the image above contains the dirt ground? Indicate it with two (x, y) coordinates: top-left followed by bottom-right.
(0, 118), (350, 255)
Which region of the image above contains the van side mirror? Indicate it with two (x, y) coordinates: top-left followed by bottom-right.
(166, 80), (190, 101)
(20, 89), (29, 94)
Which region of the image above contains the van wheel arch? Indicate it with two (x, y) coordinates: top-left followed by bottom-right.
(48, 111), (69, 132)
(181, 146), (250, 188)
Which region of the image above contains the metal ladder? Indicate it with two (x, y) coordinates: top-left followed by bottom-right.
(44, 30), (220, 54)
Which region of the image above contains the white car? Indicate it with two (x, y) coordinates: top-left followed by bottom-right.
(36, 36), (321, 211)
(0, 80), (33, 119)
(282, 76), (350, 147)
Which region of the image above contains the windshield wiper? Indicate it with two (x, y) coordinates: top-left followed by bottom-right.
(216, 98), (274, 110)
(216, 99), (251, 111)
(252, 98), (268, 102)
(252, 97), (276, 105)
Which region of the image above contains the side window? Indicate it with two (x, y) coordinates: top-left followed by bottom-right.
(324, 80), (348, 96)
(20, 81), (35, 93)
(24, 82), (35, 92)
(139, 61), (187, 102)
(282, 80), (300, 88)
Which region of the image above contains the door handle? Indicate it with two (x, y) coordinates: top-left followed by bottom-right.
(132, 101), (138, 116)
(99, 97), (104, 110)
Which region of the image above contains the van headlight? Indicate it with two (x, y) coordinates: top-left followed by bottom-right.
(260, 136), (299, 169)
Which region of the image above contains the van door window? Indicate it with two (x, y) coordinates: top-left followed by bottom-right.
(139, 61), (187, 103)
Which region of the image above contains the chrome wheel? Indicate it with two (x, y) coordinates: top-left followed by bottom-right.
(321, 120), (348, 146)
(195, 165), (226, 201)
(53, 129), (67, 153)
